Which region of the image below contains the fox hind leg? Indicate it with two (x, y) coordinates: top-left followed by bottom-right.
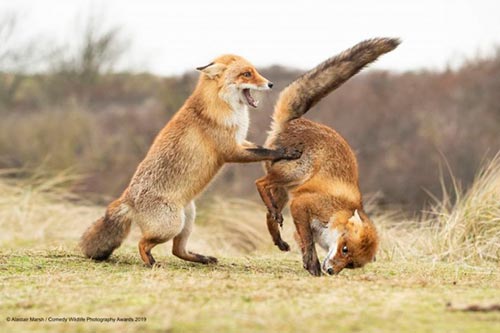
(256, 156), (313, 224)
(172, 201), (218, 264)
(264, 186), (290, 251)
(136, 199), (185, 267)
(256, 176), (283, 225)
(138, 237), (161, 266)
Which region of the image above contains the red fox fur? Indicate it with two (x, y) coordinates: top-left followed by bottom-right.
(80, 55), (301, 266)
(256, 38), (401, 276)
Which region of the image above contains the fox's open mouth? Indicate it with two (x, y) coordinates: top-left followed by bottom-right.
(242, 88), (258, 108)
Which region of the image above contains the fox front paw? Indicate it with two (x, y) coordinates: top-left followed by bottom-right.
(275, 239), (290, 252)
(304, 259), (322, 277)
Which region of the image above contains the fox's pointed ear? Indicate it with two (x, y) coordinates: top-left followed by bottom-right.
(349, 209), (363, 226)
(196, 62), (226, 78)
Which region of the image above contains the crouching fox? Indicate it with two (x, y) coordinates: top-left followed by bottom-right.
(256, 38), (400, 276)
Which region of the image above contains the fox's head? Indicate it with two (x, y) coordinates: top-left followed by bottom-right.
(313, 209), (378, 275)
(196, 54), (273, 109)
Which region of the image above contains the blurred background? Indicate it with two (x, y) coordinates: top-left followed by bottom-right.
(0, 0), (499, 212)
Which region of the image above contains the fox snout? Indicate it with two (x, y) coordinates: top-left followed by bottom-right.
(322, 256), (339, 275)
(323, 256), (355, 275)
(323, 260), (341, 275)
(254, 79), (273, 90)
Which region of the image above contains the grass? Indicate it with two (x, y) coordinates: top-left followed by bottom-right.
(425, 154), (500, 262)
(1, 248), (499, 333)
(1, 157), (499, 333)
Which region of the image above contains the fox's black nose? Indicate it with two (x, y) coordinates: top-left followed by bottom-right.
(327, 268), (334, 275)
(268, 82), (274, 89)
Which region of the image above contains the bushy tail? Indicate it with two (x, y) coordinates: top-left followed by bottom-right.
(80, 199), (132, 260)
(272, 37), (401, 127)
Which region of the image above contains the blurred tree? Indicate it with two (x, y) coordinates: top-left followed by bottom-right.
(0, 13), (37, 111)
(40, 15), (129, 105)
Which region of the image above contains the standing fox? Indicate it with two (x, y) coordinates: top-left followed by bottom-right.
(256, 38), (400, 276)
(80, 55), (301, 266)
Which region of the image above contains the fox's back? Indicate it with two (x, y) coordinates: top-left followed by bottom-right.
(270, 117), (359, 186)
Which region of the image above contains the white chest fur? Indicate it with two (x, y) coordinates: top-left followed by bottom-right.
(223, 103), (250, 144)
(220, 86), (250, 144)
(311, 219), (340, 252)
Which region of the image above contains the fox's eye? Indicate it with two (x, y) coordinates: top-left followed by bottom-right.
(242, 71), (252, 78)
(342, 245), (348, 255)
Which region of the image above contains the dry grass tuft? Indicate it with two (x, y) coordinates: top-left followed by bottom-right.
(195, 197), (278, 255)
(378, 153), (500, 263)
(424, 153), (500, 262)
(0, 169), (99, 246)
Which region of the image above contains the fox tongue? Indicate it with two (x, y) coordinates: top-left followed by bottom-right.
(243, 88), (257, 108)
